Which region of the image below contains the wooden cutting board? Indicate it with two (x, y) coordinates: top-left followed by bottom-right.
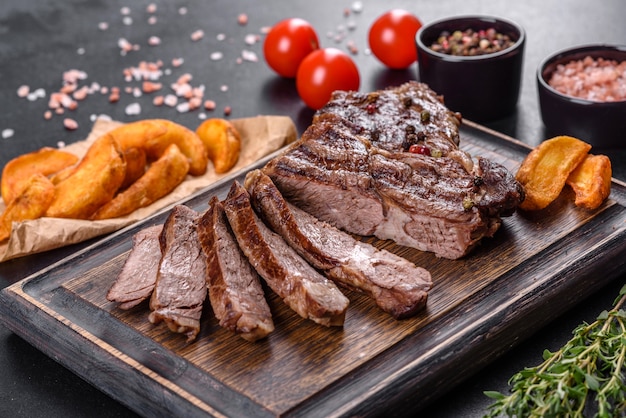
(2, 121), (625, 417)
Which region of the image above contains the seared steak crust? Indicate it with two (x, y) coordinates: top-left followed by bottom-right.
(263, 81), (524, 259)
(223, 181), (349, 327)
(149, 205), (207, 342)
(197, 196), (274, 341)
(107, 224), (163, 310)
(245, 169), (432, 318)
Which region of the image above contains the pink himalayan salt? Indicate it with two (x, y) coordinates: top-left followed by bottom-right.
(548, 56), (626, 102)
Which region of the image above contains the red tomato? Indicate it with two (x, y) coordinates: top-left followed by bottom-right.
(296, 48), (360, 110)
(368, 9), (423, 69)
(263, 18), (320, 78)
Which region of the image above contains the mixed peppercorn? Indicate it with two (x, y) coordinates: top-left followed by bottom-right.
(430, 28), (515, 56)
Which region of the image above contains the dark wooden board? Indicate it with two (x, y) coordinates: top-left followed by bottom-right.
(2, 121), (626, 417)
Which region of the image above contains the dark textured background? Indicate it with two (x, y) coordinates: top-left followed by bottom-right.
(0, 1), (625, 416)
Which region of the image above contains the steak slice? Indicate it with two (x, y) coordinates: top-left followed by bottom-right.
(222, 181), (349, 327)
(149, 205), (207, 342)
(197, 196), (274, 342)
(262, 81), (524, 259)
(107, 224), (163, 310)
(244, 169), (432, 319)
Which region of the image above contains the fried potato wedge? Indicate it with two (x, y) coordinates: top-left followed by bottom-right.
(108, 119), (208, 176)
(566, 154), (612, 210)
(0, 173), (55, 242)
(91, 144), (190, 220)
(516, 135), (591, 211)
(46, 134), (127, 219)
(196, 118), (241, 173)
(1, 147), (78, 204)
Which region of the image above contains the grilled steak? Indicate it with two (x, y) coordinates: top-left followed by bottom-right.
(197, 196), (274, 341)
(107, 224), (163, 310)
(222, 181), (349, 327)
(262, 81), (524, 259)
(149, 205), (207, 342)
(244, 169), (432, 319)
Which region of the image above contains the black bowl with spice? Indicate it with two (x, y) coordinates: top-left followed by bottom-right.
(415, 15), (525, 122)
(537, 44), (626, 149)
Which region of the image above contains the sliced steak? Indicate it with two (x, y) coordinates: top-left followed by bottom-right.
(244, 169), (432, 318)
(197, 196), (274, 342)
(222, 181), (349, 327)
(107, 224), (163, 310)
(262, 81), (524, 259)
(149, 205), (207, 342)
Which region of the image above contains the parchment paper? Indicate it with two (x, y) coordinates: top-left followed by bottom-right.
(0, 115), (297, 262)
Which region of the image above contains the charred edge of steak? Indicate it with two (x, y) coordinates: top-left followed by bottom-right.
(223, 181), (349, 327)
(107, 224), (163, 310)
(245, 169), (432, 319)
(148, 205), (207, 342)
(316, 81), (462, 155)
(197, 196), (274, 342)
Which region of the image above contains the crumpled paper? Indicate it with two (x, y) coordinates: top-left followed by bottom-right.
(0, 115), (297, 262)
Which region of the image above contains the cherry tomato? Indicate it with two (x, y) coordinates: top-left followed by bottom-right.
(368, 9), (423, 69)
(296, 48), (360, 110)
(263, 18), (320, 78)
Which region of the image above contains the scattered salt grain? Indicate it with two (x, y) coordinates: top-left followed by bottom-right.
(148, 36), (161, 46)
(2, 129), (14, 139)
(237, 14), (248, 26)
(17, 85), (30, 98)
(176, 102), (190, 113)
(57, 141), (66, 148)
(123, 16), (133, 26)
(44, 110), (52, 120)
(241, 50), (258, 62)
(216, 33), (226, 41)
(190, 29), (204, 42)
(98, 22), (109, 31)
(77, 47), (85, 55)
(27, 88), (46, 101)
(148, 16), (157, 25)
(125, 102), (142, 115)
(164, 94), (178, 107)
(204, 100), (216, 110)
(178, 7), (188, 15)
(352, 1), (363, 13)
(223, 105), (232, 116)
(63, 118), (78, 130)
(210, 51), (224, 61)
(220, 85), (228, 92)
(120, 6), (131, 15)
(146, 3), (157, 13)
(172, 57), (184, 67)
(244, 34), (259, 45)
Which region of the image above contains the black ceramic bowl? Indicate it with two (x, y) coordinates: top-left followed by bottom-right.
(537, 44), (626, 149)
(415, 15), (525, 122)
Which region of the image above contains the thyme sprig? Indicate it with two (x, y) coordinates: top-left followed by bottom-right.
(484, 283), (626, 418)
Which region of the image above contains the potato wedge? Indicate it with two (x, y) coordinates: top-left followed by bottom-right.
(1, 147), (78, 204)
(46, 134), (126, 219)
(0, 173), (55, 242)
(566, 154), (612, 210)
(196, 118), (241, 173)
(91, 144), (190, 220)
(516, 135), (591, 211)
(108, 119), (208, 176)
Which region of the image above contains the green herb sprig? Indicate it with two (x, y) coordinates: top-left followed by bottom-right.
(484, 283), (626, 418)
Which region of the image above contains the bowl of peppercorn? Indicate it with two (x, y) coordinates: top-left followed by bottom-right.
(537, 44), (626, 149)
(415, 15), (526, 122)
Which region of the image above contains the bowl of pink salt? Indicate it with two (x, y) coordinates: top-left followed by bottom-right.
(538, 44), (626, 148)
